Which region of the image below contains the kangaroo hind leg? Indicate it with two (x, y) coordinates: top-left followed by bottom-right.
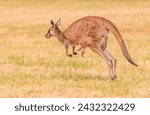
(89, 43), (115, 80)
(104, 48), (117, 80)
(100, 35), (117, 80)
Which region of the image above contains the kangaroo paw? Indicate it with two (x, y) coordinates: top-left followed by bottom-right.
(77, 47), (82, 51)
(73, 52), (77, 55)
(81, 50), (85, 56)
(67, 54), (72, 57)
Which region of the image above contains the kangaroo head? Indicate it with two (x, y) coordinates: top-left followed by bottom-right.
(45, 19), (61, 38)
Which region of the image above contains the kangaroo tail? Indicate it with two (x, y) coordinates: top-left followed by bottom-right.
(104, 19), (138, 66)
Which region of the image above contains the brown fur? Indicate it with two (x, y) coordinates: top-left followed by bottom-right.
(45, 16), (138, 80)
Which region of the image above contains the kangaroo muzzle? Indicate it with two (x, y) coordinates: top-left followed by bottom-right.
(45, 32), (51, 38)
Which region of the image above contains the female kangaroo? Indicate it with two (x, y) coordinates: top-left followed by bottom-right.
(45, 16), (138, 80)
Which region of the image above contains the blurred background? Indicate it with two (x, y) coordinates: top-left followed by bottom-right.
(0, 0), (149, 97)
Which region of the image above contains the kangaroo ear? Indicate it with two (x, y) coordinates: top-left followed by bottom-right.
(50, 20), (54, 26)
(56, 18), (61, 26)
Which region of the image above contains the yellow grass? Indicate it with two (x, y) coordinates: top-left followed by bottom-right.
(0, 0), (149, 97)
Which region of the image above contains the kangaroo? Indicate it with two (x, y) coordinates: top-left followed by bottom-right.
(45, 16), (138, 80)
(77, 46), (85, 56)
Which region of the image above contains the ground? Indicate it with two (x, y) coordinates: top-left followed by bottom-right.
(0, 0), (149, 97)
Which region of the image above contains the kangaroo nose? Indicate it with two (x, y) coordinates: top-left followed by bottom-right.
(45, 34), (49, 38)
(45, 34), (47, 38)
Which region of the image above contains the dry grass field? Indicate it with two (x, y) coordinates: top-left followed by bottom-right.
(0, 0), (150, 97)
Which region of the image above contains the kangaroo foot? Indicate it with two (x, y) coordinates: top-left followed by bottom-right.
(111, 74), (117, 81)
